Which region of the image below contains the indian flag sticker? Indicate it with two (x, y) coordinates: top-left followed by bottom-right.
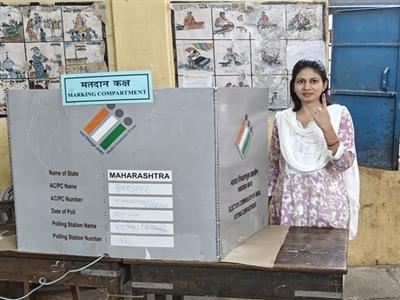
(81, 104), (135, 154)
(235, 114), (253, 159)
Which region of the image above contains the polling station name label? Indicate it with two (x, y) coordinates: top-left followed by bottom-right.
(61, 70), (153, 106)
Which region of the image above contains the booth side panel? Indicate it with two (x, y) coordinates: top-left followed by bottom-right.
(216, 88), (269, 259)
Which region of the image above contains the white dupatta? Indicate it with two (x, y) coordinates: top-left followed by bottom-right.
(275, 104), (360, 239)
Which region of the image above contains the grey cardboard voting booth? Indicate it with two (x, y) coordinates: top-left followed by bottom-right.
(8, 88), (269, 260)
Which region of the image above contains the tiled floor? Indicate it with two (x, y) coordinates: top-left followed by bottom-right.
(345, 265), (400, 300)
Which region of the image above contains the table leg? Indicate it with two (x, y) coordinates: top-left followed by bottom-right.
(70, 286), (81, 300)
(23, 282), (30, 300)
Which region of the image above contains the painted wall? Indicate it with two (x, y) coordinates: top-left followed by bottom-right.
(1, 0), (399, 266)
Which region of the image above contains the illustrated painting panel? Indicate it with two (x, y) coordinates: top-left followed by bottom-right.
(0, 43), (27, 79)
(63, 5), (103, 42)
(0, 6), (24, 43)
(0, 2), (108, 117)
(27, 42), (65, 80)
(254, 74), (288, 110)
(176, 40), (214, 75)
(65, 41), (107, 74)
(212, 7), (251, 40)
(23, 6), (63, 43)
(286, 4), (323, 40)
(251, 4), (286, 39)
(252, 39), (287, 75)
(214, 40), (251, 76)
(174, 8), (212, 40)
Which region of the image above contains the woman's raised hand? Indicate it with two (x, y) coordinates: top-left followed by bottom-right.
(313, 93), (332, 132)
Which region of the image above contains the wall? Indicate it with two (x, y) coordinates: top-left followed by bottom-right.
(0, 120), (11, 195)
(348, 167), (400, 265)
(110, 0), (175, 87)
(114, 0), (400, 266)
(1, 0), (399, 266)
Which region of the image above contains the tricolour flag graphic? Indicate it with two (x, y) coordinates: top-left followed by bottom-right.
(235, 114), (253, 159)
(82, 104), (133, 152)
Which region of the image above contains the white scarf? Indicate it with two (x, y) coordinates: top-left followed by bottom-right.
(275, 104), (360, 239)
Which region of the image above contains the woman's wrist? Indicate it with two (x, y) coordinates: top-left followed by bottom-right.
(321, 124), (339, 146)
(327, 139), (339, 148)
(320, 123), (335, 134)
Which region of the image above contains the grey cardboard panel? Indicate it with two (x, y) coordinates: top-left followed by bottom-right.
(108, 88), (218, 260)
(8, 89), (109, 256)
(8, 88), (217, 260)
(217, 88), (269, 258)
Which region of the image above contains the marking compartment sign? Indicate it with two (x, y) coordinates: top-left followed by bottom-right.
(61, 70), (153, 106)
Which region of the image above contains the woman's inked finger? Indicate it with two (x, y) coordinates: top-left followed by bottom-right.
(322, 93), (327, 108)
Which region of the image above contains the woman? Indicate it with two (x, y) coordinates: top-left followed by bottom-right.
(26, 18), (38, 42)
(267, 59), (359, 239)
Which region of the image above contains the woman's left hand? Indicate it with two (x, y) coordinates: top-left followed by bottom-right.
(313, 93), (332, 132)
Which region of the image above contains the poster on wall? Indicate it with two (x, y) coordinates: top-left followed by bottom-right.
(172, 2), (326, 110)
(0, 2), (108, 117)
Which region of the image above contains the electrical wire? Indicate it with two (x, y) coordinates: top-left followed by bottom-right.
(0, 253), (107, 300)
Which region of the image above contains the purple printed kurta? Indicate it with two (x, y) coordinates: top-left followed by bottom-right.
(267, 108), (356, 228)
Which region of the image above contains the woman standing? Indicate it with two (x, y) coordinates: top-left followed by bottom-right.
(268, 59), (359, 239)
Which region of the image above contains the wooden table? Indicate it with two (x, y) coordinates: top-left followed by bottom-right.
(0, 251), (131, 299)
(125, 227), (348, 300)
(0, 227), (347, 300)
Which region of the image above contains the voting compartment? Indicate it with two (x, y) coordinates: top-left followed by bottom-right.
(8, 88), (268, 260)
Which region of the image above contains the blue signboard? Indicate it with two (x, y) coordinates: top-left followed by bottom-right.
(61, 70), (153, 106)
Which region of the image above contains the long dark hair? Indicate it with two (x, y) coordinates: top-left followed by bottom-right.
(290, 59), (332, 112)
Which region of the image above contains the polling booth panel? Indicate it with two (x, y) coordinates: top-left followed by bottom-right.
(7, 88), (268, 260)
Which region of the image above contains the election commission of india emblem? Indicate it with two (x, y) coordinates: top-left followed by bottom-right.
(80, 104), (136, 155)
(235, 114), (254, 159)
